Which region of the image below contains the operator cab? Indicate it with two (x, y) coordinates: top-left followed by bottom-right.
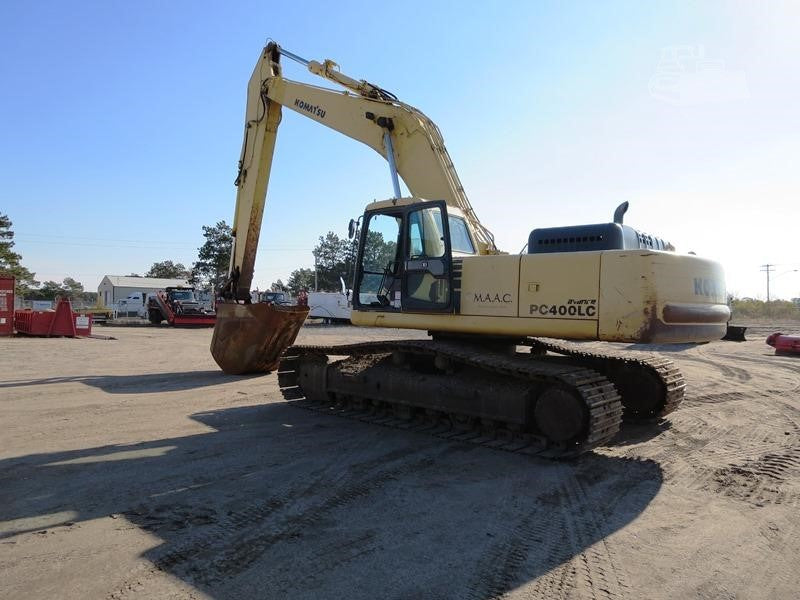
(260, 291), (289, 305)
(352, 198), (474, 313)
(168, 289), (196, 302)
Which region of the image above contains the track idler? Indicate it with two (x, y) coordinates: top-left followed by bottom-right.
(210, 303), (309, 374)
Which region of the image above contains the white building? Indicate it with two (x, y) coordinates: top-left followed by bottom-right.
(97, 275), (189, 307)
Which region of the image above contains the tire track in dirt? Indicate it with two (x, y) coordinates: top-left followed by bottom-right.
(708, 446), (800, 507)
(524, 465), (633, 600)
(466, 508), (560, 600)
(465, 461), (636, 600)
(618, 392), (800, 509)
(199, 453), (438, 586)
(247, 529), (380, 596)
(682, 391), (748, 406)
(684, 389), (799, 407)
(739, 516), (800, 597)
(107, 439), (441, 599)
(674, 355), (752, 383)
(616, 397), (771, 466)
(697, 348), (800, 388)
(524, 460), (640, 600)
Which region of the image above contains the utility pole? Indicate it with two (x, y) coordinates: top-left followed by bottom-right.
(760, 264), (775, 302)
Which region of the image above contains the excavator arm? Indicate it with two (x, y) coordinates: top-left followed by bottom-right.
(223, 42), (495, 302)
(214, 41), (500, 374)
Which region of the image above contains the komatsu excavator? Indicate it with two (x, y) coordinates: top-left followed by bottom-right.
(210, 42), (729, 456)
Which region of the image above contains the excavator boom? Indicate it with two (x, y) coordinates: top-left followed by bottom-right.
(226, 43), (495, 301)
(213, 42), (496, 374)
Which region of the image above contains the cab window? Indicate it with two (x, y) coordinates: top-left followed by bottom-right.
(407, 206), (445, 258)
(448, 216), (475, 254)
(358, 213), (401, 306)
(426, 211), (474, 255)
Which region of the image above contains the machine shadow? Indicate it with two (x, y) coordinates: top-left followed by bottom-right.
(610, 419), (673, 447)
(0, 370), (262, 393)
(1, 403), (663, 599)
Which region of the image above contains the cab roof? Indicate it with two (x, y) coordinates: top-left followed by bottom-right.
(364, 197), (467, 220)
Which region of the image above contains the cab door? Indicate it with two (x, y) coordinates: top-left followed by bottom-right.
(402, 201), (453, 312)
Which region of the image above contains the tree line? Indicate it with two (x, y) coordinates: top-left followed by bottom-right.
(270, 230), (395, 295)
(0, 212), (360, 302)
(0, 213), (234, 302)
(272, 231), (358, 295)
(730, 298), (800, 322)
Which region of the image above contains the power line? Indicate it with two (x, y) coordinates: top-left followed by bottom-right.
(15, 239), (199, 250)
(760, 264), (776, 302)
(14, 238), (311, 251)
(17, 232), (195, 245)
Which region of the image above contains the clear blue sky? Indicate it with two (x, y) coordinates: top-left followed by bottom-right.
(1, 1), (798, 298)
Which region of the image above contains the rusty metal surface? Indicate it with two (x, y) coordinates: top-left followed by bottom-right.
(617, 297), (728, 344)
(210, 303), (309, 374)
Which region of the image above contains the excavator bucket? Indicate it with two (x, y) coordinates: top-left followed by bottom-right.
(210, 303), (309, 375)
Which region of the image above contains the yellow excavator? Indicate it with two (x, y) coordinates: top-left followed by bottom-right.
(210, 42), (729, 456)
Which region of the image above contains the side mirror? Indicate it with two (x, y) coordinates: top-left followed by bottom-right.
(348, 219), (357, 239)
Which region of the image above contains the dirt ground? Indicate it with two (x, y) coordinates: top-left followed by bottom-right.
(2, 324), (799, 600)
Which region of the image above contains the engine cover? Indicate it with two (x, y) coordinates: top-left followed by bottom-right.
(528, 222), (672, 254)
(528, 201), (672, 254)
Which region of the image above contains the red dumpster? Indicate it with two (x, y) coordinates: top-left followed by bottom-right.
(0, 276), (13, 336)
(14, 297), (92, 337)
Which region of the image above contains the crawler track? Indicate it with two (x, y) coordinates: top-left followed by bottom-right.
(526, 338), (685, 420)
(278, 339), (624, 457)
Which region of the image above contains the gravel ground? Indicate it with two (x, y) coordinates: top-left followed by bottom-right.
(1, 323), (799, 599)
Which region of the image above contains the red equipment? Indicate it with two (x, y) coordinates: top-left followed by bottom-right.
(766, 333), (800, 356)
(147, 287), (216, 327)
(0, 276), (14, 336)
(14, 297), (92, 337)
